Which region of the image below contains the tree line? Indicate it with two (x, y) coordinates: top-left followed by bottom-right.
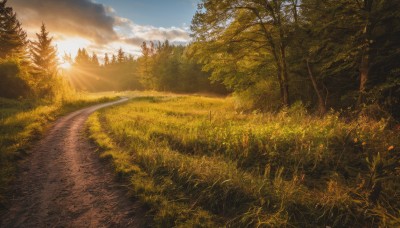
(0, 0), (226, 101)
(190, 0), (400, 117)
(66, 48), (143, 92)
(66, 42), (226, 94)
(0, 0), (68, 100)
(2, 0), (399, 118)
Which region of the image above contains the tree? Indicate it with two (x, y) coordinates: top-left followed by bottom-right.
(0, 0), (28, 59)
(127, 54), (134, 63)
(0, 59), (30, 98)
(91, 52), (99, 66)
(117, 48), (125, 64)
(299, 0), (400, 112)
(138, 41), (155, 88)
(111, 54), (117, 65)
(104, 53), (110, 66)
(30, 23), (57, 75)
(29, 23), (58, 97)
(74, 48), (91, 66)
(191, 0), (298, 107)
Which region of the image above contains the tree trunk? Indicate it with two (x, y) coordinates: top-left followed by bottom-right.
(358, 53), (369, 106)
(280, 45), (290, 107)
(277, 70), (284, 103)
(358, 0), (373, 107)
(306, 59), (326, 115)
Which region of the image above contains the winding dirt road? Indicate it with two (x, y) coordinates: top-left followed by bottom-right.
(1, 98), (145, 228)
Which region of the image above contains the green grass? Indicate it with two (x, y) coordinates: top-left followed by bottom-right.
(0, 93), (119, 206)
(88, 95), (400, 227)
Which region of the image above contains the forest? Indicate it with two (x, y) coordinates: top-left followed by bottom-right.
(1, 0), (399, 227)
(1, 0), (399, 117)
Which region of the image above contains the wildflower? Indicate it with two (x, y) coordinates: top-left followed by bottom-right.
(388, 145), (394, 151)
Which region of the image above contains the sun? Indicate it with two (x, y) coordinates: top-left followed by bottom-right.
(55, 37), (92, 60)
(60, 61), (72, 70)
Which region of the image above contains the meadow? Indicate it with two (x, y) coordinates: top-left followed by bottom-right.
(0, 93), (118, 205)
(88, 95), (399, 227)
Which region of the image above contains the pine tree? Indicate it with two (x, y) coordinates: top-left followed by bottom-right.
(111, 54), (117, 65)
(75, 48), (90, 66)
(104, 53), (110, 66)
(29, 23), (58, 97)
(91, 52), (99, 66)
(0, 0), (28, 59)
(30, 23), (58, 75)
(117, 48), (125, 63)
(127, 54), (134, 63)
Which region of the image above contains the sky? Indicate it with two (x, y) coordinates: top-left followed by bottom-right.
(8, 0), (199, 60)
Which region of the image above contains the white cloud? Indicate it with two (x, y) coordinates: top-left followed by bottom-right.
(9, 0), (192, 58)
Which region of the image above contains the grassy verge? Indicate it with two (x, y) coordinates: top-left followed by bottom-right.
(0, 93), (119, 206)
(88, 95), (400, 227)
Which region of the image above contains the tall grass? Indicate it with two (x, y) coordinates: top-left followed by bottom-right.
(0, 93), (118, 206)
(88, 95), (400, 227)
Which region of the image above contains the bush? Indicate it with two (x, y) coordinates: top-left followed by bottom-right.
(0, 59), (30, 99)
(234, 79), (282, 112)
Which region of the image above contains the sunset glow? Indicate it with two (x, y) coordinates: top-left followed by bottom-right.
(56, 37), (92, 59)
(9, 0), (194, 59)
(59, 61), (72, 70)
(1, 0), (399, 227)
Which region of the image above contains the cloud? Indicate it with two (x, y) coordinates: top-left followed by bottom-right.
(146, 27), (190, 41)
(124, 37), (146, 46)
(8, 0), (192, 57)
(9, 0), (117, 44)
(117, 19), (191, 46)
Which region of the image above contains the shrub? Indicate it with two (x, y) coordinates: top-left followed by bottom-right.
(0, 59), (30, 99)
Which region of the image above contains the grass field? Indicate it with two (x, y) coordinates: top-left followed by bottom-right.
(87, 95), (400, 227)
(0, 93), (119, 205)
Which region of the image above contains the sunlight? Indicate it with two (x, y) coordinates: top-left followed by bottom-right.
(55, 37), (91, 59)
(60, 61), (72, 70)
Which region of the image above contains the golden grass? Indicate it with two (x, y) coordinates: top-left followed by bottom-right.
(88, 95), (399, 227)
(0, 93), (118, 206)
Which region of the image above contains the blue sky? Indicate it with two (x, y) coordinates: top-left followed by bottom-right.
(96, 0), (198, 27)
(10, 0), (199, 58)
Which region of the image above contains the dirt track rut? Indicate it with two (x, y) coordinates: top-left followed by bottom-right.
(1, 98), (144, 228)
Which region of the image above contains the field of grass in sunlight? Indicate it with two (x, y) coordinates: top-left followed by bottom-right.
(87, 95), (400, 227)
(0, 93), (119, 206)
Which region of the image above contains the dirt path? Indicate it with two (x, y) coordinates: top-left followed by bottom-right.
(1, 98), (145, 228)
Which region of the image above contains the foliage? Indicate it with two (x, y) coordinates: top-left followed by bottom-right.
(30, 23), (58, 75)
(191, 0), (298, 107)
(137, 41), (227, 94)
(0, 0), (28, 60)
(88, 95), (400, 227)
(67, 48), (143, 92)
(0, 59), (30, 99)
(28, 23), (60, 99)
(191, 0), (400, 117)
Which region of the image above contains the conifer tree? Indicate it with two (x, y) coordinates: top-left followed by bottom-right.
(91, 52), (99, 66)
(111, 54), (117, 65)
(0, 0), (28, 59)
(75, 48), (90, 66)
(138, 41), (154, 88)
(127, 54), (134, 63)
(117, 48), (125, 63)
(29, 23), (58, 97)
(104, 53), (110, 66)
(30, 23), (57, 75)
